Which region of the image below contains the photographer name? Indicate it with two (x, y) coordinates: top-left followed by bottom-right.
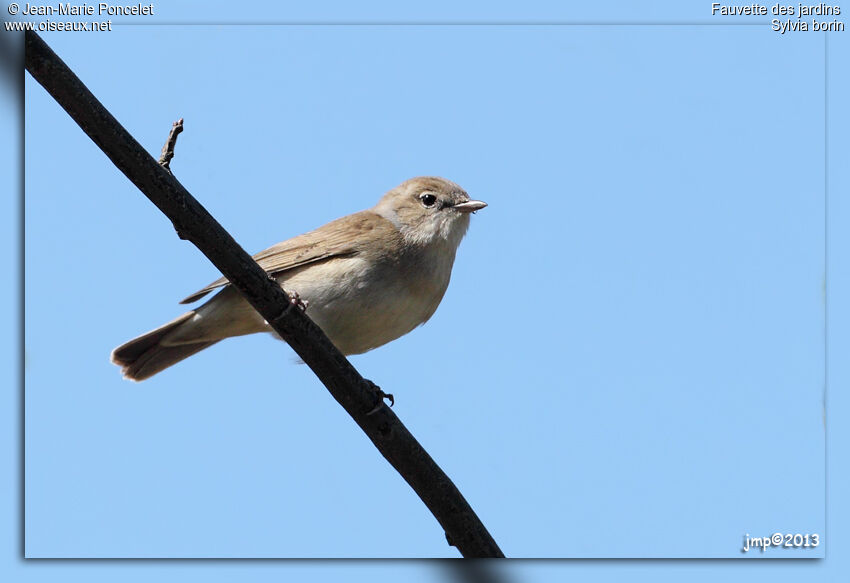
(21, 3), (154, 16)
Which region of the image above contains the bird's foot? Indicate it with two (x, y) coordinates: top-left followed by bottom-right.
(287, 290), (309, 312)
(365, 379), (394, 416)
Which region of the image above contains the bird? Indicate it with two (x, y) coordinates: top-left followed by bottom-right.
(111, 176), (486, 381)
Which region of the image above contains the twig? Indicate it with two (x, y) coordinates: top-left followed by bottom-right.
(158, 117), (183, 172)
(24, 30), (504, 558)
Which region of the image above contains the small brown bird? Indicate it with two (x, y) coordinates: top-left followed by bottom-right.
(112, 176), (486, 380)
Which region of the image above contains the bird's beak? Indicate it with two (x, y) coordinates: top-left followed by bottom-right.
(453, 200), (488, 213)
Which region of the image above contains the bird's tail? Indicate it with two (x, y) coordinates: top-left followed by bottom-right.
(111, 311), (219, 381)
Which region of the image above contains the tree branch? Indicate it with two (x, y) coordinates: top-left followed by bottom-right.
(157, 117), (183, 172)
(24, 30), (503, 558)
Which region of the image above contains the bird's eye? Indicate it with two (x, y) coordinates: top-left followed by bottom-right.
(419, 193), (437, 208)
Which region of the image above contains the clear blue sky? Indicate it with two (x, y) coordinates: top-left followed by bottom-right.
(3, 0), (849, 580)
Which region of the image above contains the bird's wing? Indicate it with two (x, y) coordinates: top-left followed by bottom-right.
(179, 211), (398, 304)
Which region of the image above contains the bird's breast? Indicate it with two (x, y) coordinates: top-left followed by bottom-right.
(275, 250), (454, 355)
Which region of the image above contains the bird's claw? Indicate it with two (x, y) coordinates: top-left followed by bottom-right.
(287, 290), (309, 312)
(365, 380), (394, 416)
